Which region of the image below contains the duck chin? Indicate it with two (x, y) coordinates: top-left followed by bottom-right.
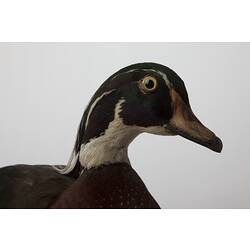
(142, 125), (176, 136)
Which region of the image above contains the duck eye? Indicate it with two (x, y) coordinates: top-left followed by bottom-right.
(140, 76), (157, 93)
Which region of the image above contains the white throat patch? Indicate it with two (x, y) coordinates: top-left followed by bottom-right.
(79, 98), (141, 169)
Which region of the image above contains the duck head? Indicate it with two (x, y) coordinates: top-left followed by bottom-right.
(59, 63), (223, 174)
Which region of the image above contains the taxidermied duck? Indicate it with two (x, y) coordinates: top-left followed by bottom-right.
(0, 62), (223, 208)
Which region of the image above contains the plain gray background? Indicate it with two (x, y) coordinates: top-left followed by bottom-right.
(0, 43), (249, 208)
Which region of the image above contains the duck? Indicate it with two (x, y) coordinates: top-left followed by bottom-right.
(0, 62), (223, 209)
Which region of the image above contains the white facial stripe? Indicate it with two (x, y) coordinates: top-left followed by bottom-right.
(111, 68), (172, 89)
(85, 90), (116, 130)
(153, 70), (172, 89)
(142, 69), (172, 88)
(111, 69), (137, 80)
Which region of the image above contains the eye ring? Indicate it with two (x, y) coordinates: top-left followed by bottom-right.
(140, 76), (158, 93)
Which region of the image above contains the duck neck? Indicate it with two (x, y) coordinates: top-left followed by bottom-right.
(79, 117), (141, 169)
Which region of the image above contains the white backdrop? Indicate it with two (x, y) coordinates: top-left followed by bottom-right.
(0, 43), (249, 208)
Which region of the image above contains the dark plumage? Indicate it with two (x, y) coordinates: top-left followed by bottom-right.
(51, 163), (159, 209)
(0, 62), (223, 208)
(0, 165), (73, 208)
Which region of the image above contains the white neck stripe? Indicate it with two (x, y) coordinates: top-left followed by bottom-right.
(85, 89), (116, 131)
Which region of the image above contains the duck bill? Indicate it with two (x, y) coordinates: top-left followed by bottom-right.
(165, 89), (223, 153)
